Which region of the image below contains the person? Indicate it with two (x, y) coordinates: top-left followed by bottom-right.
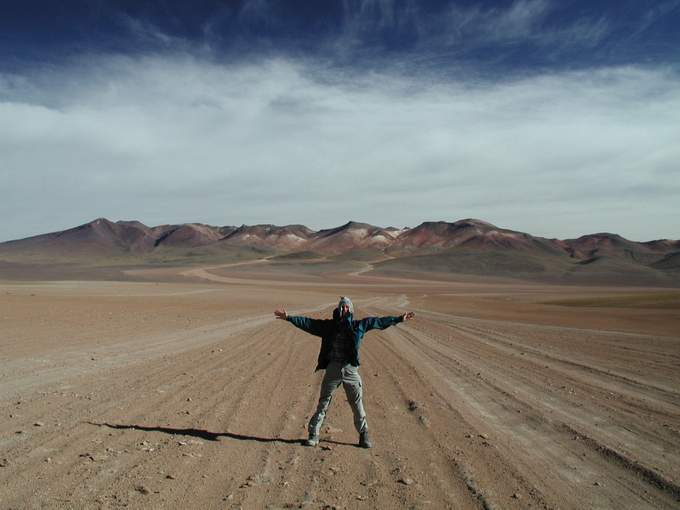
(274, 296), (414, 448)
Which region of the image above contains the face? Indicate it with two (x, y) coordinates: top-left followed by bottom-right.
(340, 303), (351, 316)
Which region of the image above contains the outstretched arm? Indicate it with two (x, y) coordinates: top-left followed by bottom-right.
(274, 308), (328, 337)
(361, 311), (414, 332)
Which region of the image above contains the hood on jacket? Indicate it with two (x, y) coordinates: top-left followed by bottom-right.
(338, 296), (354, 315)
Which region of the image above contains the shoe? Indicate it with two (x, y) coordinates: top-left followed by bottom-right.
(359, 430), (373, 449)
(304, 435), (319, 447)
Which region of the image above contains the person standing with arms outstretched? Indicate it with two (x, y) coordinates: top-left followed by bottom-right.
(275, 297), (414, 448)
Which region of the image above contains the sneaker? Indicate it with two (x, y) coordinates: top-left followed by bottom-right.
(359, 430), (373, 449)
(304, 435), (319, 447)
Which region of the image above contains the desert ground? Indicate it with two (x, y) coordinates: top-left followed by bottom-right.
(1, 262), (679, 509)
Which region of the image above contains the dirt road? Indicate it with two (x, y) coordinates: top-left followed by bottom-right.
(1, 272), (679, 509)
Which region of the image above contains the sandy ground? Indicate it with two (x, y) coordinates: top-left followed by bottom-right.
(1, 263), (679, 509)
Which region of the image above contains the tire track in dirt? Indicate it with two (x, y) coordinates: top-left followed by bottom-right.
(407, 304), (680, 382)
(0, 299), (338, 401)
(179, 264), (452, 289)
(362, 311), (555, 510)
(444, 320), (680, 449)
(447, 318), (680, 402)
(379, 314), (680, 509)
(419, 316), (680, 486)
(2, 307), (337, 507)
(405, 309), (680, 439)
(0, 321), (284, 507)
(433, 318), (680, 423)
(363, 329), (514, 509)
(183, 323), (318, 509)
(1, 317), (270, 443)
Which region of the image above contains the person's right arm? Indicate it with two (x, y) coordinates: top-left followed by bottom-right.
(275, 309), (327, 337)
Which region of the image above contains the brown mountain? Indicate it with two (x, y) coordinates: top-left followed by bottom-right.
(651, 252), (680, 271)
(153, 223), (229, 248)
(0, 218), (236, 261)
(308, 221), (398, 255)
(562, 233), (665, 264)
(219, 224), (315, 251)
(389, 219), (564, 255)
(643, 239), (680, 253)
(0, 218), (156, 258)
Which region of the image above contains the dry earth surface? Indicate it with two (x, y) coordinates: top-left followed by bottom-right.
(1, 261), (679, 509)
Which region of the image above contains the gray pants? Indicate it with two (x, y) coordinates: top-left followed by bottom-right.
(308, 362), (367, 437)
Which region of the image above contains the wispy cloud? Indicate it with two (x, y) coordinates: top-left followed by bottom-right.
(448, 0), (550, 42)
(1, 55), (679, 242)
(313, 0), (617, 77)
(440, 0), (611, 52)
(116, 15), (178, 47)
(633, 0), (680, 36)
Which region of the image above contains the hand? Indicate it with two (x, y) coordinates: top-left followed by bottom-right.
(274, 309), (288, 320)
(401, 311), (415, 322)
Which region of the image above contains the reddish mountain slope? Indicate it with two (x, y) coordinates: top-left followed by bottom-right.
(563, 233), (665, 265)
(219, 224), (314, 250)
(308, 221), (397, 254)
(0, 218), (155, 257)
(391, 219), (564, 255)
(153, 224), (227, 248)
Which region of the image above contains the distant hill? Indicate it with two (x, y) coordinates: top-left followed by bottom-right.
(0, 217), (678, 285)
(562, 233), (672, 265)
(309, 221), (398, 254)
(388, 219), (564, 256)
(0, 218), (159, 259)
(152, 223), (229, 248)
(219, 224), (314, 251)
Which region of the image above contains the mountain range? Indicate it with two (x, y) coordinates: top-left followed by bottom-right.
(1, 218), (678, 285)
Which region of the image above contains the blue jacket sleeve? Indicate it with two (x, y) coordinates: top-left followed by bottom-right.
(359, 316), (403, 332)
(287, 316), (328, 337)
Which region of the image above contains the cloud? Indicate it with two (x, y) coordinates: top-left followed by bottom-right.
(450, 0), (550, 41)
(438, 0), (611, 53)
(116, 14), (178, 47)
(633, 0), (680, 36)
(177, 0), (619, 73)
(1, 54), (679, 242)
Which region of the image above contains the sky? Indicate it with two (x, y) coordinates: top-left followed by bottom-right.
(1, 0), (679, 242)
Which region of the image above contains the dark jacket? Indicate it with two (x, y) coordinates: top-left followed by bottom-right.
(287, 309), (403, 370)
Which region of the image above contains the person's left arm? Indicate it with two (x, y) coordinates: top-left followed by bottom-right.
(360, 312), (414, 332)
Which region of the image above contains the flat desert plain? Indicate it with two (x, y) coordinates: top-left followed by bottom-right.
(1, 263), (679, 509)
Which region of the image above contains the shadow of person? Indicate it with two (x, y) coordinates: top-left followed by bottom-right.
(88, 422), (303, 445)
(324, 439), (357, 447)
